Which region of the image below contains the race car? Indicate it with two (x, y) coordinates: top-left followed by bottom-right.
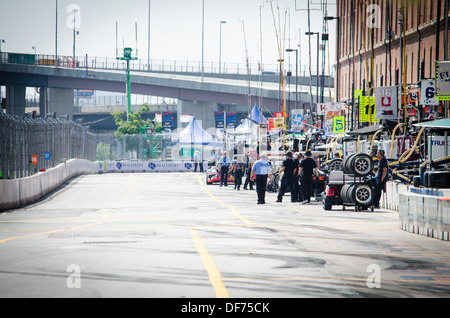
(206, 166), (235, 185)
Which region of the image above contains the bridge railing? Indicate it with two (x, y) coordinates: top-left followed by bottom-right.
(0, 51), (325, 77)
(0, 112), (96, 179)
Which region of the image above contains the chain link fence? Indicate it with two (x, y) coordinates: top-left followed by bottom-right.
(0, 112), (97, 179)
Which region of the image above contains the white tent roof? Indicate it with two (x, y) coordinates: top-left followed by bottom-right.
(178, 117), (215, 145)
(235, 105), (268, 133)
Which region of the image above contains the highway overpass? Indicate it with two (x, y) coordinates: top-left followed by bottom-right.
(0, 52), (334, 129)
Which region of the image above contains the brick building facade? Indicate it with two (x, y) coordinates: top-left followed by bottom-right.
(335, 0), (449, 121)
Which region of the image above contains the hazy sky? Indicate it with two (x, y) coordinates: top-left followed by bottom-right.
(0, 0), (336, 71)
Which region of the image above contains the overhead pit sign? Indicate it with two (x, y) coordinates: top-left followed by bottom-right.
(436, 61), (450, 100)
(375, 86), (397, 120)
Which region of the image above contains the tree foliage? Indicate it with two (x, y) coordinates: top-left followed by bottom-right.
(111, 104), (162, 138)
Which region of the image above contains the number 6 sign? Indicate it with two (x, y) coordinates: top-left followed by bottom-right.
(420, 80), (439, 105)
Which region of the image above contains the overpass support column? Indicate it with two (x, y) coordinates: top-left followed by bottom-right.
(5, 85), (26, 116)
(46, 88), (74, 119)
(177, 100), (218, 131)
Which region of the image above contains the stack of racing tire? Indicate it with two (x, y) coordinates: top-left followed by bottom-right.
(340, 153), (374, 208)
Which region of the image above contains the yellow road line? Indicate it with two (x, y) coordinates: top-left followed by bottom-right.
(0, 221), (104, 244)
(197, 175), (252, 226)
(190, 228), (229, 298)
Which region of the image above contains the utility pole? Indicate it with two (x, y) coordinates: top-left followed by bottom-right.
(116, 23), (138, 121)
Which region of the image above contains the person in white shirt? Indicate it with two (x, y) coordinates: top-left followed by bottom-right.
(193, 151), (203, 172)
(218, 151), (232, 186)
(251, 154), (272, 204)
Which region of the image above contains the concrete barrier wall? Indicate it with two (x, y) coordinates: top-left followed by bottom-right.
(382, 181), (450, 241)
(0, 159), (98, 211)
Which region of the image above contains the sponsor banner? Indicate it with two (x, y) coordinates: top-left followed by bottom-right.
(214, 111), (225, 128)
(214, 111), (236, 129)
(162, 112), (174, 131)
(226, 112), (236, 128)
(99, 161), (204, 173)
(290, 109), (304, 130)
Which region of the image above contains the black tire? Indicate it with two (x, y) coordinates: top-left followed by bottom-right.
(340, 183), (352, 203)
(342, 153), (373, 177)
(342, 154), (356, 175)
(328, 158), (343, 171)
(427, 171), (450, 188)
(423, 171), (430, 188)
(353, 184), (373, 205)
(413, 176), (421, 187)
(340, 183), (373, 206)
(352, 154), (373, 177)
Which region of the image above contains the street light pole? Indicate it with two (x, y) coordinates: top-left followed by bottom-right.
(324, 16), (340, 103)
(286, 49), (298, 110)
(72, 8), (78, 68)
(305, 31), (320, 125)
(201, 0), (205, 80)
(219, 21), (226, 73)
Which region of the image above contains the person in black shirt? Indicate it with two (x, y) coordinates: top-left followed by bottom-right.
(292, 151), (301, 202)
(371, 149), (388, 208)
(298, 150), (318, 204)
(276, 152), (297, 202)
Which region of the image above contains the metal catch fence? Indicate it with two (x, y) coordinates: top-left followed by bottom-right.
(0, 112), (97, 179)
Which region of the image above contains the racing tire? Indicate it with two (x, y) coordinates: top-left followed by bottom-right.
(342, 154), (356, 175)
(353, 184), (373, 205)
(413, 176), (421, 187)
(328, 158), (343, 172)
(343, 153), (373, 177)
(423, 171), (430, 188)
(340, 183), (373, 206)
(427, 171), (450, 188)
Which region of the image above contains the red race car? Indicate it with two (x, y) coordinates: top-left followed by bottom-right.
(206, 166), (235, 185)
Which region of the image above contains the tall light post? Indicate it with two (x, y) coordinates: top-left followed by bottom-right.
(286, 49), (298, 110)
(219, 20), (226, 73)
(117, 48), (138, 121)
(305, 31), (320, 109)
(201, 0), (205, 80)
(72, 8), (79, 68)
(324, 16), (340, 103)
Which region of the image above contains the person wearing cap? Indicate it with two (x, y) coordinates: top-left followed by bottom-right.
(233, 156), (244, 190)
(298, 150), (318, 204)
(251, 154), (272, 204)
(292, 150), (301, 202)
(218, 151), (232, 187)
(193, 151), (203, 172)
(276, 152), (297, 203)
(371, 149), (388, 208)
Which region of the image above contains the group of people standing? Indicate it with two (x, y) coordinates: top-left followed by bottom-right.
(275, 150), (319, 205)
(237, 149), (319, 205)
(216, 151), (255, 192)
(197, 147), (320, 206)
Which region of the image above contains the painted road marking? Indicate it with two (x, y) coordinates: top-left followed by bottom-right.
(190, 228), (230, 298)
(197, 175), (252, 226)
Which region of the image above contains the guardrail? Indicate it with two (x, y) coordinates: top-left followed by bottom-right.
(0, 112), (96, 179)
(0, 51), (325, 77)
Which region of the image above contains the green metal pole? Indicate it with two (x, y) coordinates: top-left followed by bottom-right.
(126, 58), (131, 120)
